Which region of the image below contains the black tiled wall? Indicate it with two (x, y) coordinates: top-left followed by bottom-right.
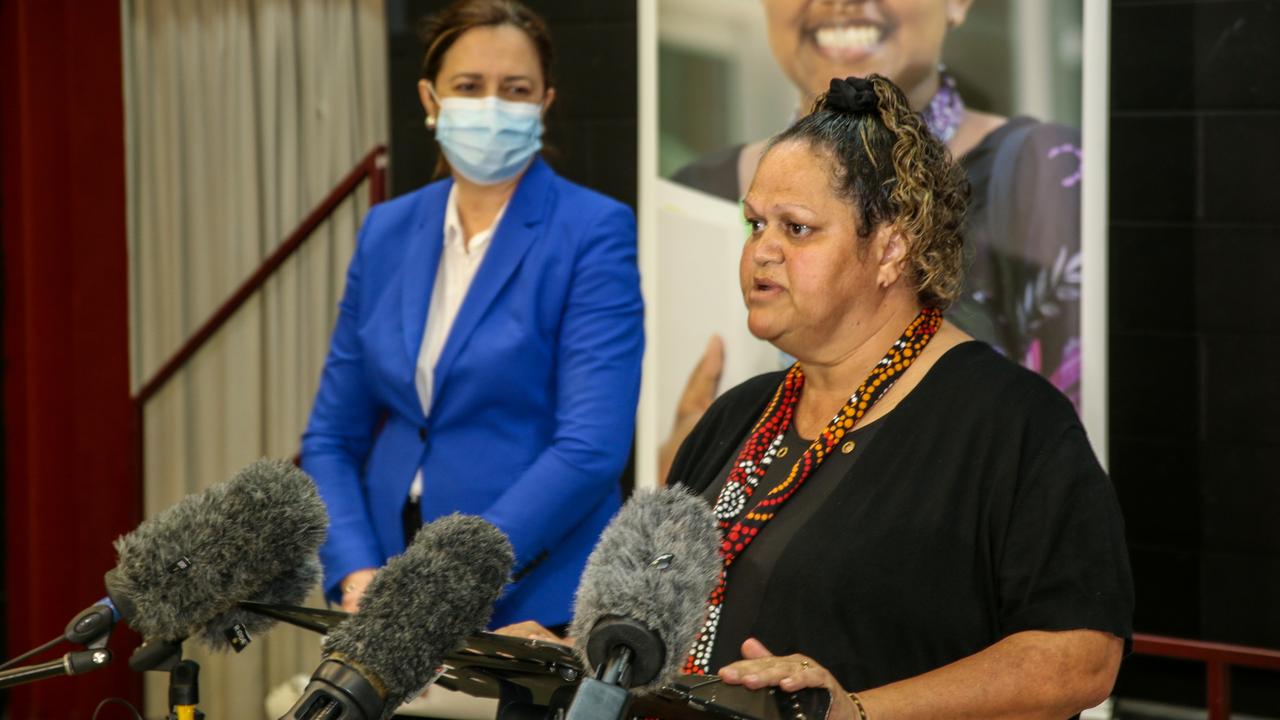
(1109, 0), (1280, 710)
(385, 0), (637, 208)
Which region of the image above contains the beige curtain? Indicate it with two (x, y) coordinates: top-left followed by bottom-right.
(123, 0), (387, 717)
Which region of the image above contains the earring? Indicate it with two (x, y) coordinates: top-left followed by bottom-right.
(424, 115), (436, 130)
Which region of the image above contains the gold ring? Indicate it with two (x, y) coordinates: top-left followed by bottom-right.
(799, 660), (810, 670)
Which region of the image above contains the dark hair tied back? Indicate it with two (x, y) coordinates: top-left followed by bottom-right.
(418, 0), (555, 179)
(767, 74), (970, 308)
(824, 76), (878, 115)
(419, 0), (554, 87)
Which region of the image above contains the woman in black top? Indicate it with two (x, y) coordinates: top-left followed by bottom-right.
(664, 75), (1131, 719)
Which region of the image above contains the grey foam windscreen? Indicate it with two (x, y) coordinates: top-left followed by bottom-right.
(107, 458), (328, 644)
(570, 487), (722, 689)
(322, 514), (514, 712)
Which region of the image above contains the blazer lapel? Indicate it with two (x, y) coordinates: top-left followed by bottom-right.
(400, 179), (453, 374)
(431, 158), (554, 404)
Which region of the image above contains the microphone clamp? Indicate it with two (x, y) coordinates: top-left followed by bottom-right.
(64, 600), (118, 649)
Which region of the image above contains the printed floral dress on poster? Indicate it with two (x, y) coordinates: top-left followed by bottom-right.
(951, 117), (1084, 410)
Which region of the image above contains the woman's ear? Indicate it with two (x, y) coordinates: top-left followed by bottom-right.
(875, 225), (908, 289)
(418, 79), (439, 121)
(541, 86), (557, 117)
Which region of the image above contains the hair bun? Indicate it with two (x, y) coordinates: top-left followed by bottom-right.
(825, 76), (878, 114)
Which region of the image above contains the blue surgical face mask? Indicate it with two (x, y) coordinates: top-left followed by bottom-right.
(431, 88), (544, 185)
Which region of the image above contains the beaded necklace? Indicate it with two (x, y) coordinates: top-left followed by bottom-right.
(684, 307), (944, 675)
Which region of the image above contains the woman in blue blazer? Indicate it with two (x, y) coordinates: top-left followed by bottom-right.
(301, 0), (643, 628)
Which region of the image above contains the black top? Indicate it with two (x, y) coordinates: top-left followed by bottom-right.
(671, 118), (1085, 405)
(668, 342), (1133, 692)
(699, 419), (883, 674)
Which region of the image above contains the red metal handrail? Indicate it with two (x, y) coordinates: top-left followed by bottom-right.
(133, 145), (387, 405)
(130, 145), (387, 496)
(1131, 632), (1280, 719)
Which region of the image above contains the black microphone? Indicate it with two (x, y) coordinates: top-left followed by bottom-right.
(0, 649), (113, 691)
(64, 458), (328, 658)
(282, 514), (514, 720)
(565, 487), (722, 720)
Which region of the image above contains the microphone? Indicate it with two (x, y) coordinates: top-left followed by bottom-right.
(66, 458), (328, 657)
(565, 487), (721, 720)
(0, 649), (113, 691)
(282, 514), (514, 720)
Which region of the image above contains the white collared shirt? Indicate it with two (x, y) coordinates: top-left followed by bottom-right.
(410, 185), (508, 499)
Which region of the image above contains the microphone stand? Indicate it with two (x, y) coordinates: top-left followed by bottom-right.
(0, 649), (113, 690)
(168, 660), (204, 720)
(128, 638), (204, 720)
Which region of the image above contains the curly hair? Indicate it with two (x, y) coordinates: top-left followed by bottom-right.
(768, 74), (970, 308)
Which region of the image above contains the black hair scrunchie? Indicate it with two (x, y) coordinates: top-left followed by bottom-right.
(825, 76), (878, 115)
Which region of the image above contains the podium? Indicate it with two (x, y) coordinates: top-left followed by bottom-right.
(433, 633), (830, 720)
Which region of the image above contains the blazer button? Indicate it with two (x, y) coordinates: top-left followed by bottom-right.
(418, 427), (427, 441)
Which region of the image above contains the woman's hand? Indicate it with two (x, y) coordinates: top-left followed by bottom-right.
(339, 568), (378, 614)
(493, 620), (570, 645)
(718, 638), (863, 720)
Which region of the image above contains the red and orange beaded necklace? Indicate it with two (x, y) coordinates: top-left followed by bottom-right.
(684, 307), (944, 675)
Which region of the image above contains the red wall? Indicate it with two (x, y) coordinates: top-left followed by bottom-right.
(2, 0), (143, 716)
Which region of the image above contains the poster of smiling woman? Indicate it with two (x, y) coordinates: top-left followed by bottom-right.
(636, 0), (1109, 484)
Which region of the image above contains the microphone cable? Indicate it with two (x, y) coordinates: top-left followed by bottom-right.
(90, 697), (144, 720)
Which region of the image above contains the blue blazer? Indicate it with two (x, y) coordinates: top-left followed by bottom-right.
(301, 158), (643, 627)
